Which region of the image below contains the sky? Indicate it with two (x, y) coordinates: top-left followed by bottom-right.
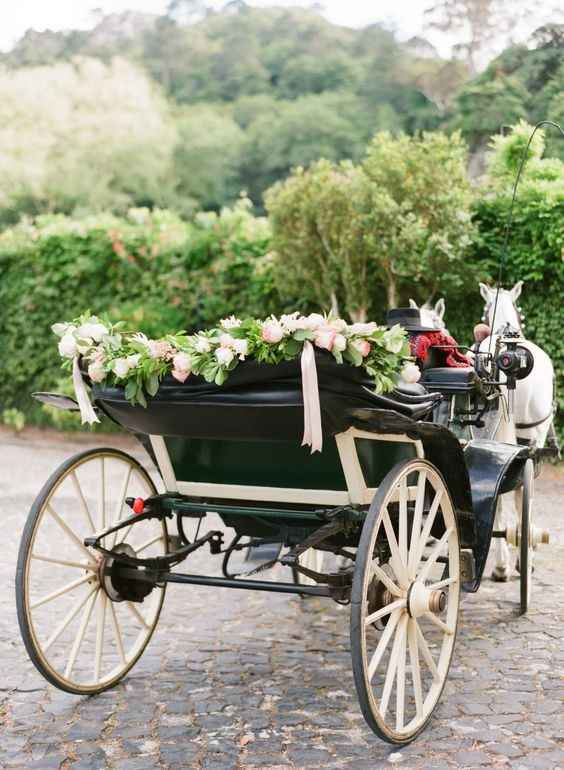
(0, 0), (435, 52)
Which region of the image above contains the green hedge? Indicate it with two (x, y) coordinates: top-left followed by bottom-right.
(0, 202), (279, 428)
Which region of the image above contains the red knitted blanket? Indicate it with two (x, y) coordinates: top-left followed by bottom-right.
(410, 331), (470, 368)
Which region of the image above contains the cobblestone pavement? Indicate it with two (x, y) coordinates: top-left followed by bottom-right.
(1, 427), (563, 770)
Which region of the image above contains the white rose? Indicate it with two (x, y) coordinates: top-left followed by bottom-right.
(303, 313), (325, 331)
(401, 363), (421, 384)
(52, 322), (74, 337)
(195, 336), (212, 353)
(348, 322), (378, 335)
(220, 316), (242, 329)
(215, 346), (234, 366)
(88, 361), (106, 383)
(329, 319), (347, 332)
(333, 333), (347, 352)
(113, 357), (131, 378)
(233, 338), (248, 359)
(77, 322), (108, 342)
(58, 334), (78, 358)
(126, 354), (141, 368)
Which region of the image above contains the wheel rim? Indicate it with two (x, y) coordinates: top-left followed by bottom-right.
(18, 449), (167, 693)
(351, 460), (460, 743)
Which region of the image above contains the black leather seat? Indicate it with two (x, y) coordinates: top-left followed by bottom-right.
(422, 367), (479, 394)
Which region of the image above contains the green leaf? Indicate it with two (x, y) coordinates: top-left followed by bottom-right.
(146, 373), (160, 397)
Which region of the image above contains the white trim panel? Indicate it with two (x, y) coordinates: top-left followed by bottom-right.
(149, 435), (178, 492)
(176, 481), (350, 506)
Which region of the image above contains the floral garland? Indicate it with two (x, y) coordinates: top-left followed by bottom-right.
(52, 312), (419, 411)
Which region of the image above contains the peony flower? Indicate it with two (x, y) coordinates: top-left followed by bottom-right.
(232, 338), (248, 359)
(220, 316), (242, 329)
(194, 336), (212, 353)
(333, 333), (347, 353)
(113, 357), (131, 378)
(261, 320), (284, 344)
(88, 361), (106, 383)
(77, 321), (108, 342)
(348, 322), (378, 335)
(216, 346), (235, 366)
(352, 339), (371, 357)
(401, 363), (421, 384)
(58, 334), (78, 358)
(314, 327), (337, 351)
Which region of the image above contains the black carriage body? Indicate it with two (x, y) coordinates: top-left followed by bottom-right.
(86, 351), (526, 588)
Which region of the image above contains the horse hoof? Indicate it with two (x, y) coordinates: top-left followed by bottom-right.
(492, 568), (510, 582)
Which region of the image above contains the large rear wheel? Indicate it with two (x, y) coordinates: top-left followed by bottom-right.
(16, 448), (167, 694)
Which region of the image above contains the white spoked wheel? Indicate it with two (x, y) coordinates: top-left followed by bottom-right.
(16, 447), (167, 694)
(350, 459), (460, 744)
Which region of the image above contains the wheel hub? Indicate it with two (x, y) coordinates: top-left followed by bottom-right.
(407, 580), (447, 618)
(99, 543), (154, 603)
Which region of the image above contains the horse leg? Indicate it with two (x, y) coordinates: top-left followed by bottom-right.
(492, 492), (515, 582)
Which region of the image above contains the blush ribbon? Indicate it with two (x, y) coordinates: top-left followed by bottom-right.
(72, 356), (100, 425)
(300, 340), (323, 453)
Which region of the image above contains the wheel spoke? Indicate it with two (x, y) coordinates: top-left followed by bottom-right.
(94, 592), (107, 682)
(125, 601), (150, 629)
(31, 573), (93, 610)
(110, 466), (132, 548)
(31, 553), (96, 571)
(428, 576), (457, 591)
(65, 588), (98, 679)
(382, 508), (408, 587)
(367, 607), (402, 681)
(371, 562), (402, 598)
(380, 614), (408, 719)
(109, 600), (126, 666)
(44, 585), (98, 652)
(411, 488), (443, 572)
(365, 598), (406, 627)
(415, 619), (440, 682)
(98, 457), (106, 530)
(135, 534), (164, 555)
(46, 504), (95, 562)
(396, 615), (407, 730)
(408, 471), (426, 579)
(418, 527), (453, 583)
(398, 477), (408, 566)
(71, 471), (96, 532)
(423, 611), (454, 636)
(407, 618), (423, 720)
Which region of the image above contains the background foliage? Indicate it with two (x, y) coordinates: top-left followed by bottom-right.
(0, 4), (562, 220)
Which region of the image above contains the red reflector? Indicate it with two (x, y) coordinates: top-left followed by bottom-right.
(132, 497), (145, 514)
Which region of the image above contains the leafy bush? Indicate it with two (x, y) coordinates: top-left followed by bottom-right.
(0, 200), (276, 427)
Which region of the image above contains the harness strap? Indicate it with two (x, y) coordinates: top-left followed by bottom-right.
(515, 409), (554, 430)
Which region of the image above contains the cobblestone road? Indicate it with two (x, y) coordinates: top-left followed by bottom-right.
(1, 428), (563, 770)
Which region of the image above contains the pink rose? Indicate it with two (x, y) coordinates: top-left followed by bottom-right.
(148, 340), (174, 360)
(261, 320), (284, 344)
(88, 361), (106, 383)
(352, 339), (371, 357)
(171, 352), (191, 383)
(314, 327), (337, 351)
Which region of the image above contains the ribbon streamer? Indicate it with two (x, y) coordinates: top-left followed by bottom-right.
(300, 340), (323, 453)
(72, 356), (100, 425)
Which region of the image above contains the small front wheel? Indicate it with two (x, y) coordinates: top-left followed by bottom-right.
(16, 448), (167, 694)
(350, 459), (460, 744)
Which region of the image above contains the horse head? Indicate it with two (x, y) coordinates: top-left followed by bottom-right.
(409, 297), (447, 331)
(479, 281), (525, 335)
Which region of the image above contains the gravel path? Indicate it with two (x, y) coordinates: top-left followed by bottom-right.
(1, 427), (563, 770)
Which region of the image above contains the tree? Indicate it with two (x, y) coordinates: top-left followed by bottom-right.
(0, 57), (176, 219)
(424, 0), (560, 73)
(265, 132), (476, 319)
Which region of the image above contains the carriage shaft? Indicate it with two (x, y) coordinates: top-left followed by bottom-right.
(161, 571), (332, 596)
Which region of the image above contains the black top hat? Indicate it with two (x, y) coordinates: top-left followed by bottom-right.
(386, 307), (436, 332)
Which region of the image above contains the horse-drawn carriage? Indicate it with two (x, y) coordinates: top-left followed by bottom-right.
(16, 306), (553, 744)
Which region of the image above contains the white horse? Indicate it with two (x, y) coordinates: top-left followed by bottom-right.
(413, 284), (554, 580)
(409, 298), (448, 333)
